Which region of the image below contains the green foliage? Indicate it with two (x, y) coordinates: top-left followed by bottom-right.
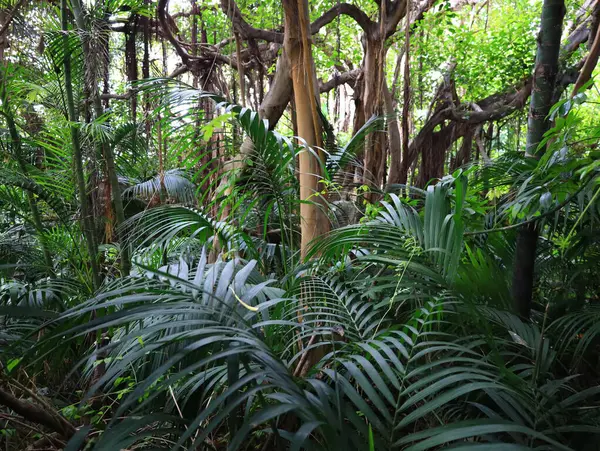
(1, 1), (600, 449)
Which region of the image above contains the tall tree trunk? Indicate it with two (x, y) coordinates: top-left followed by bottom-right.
(283, 0), (331, 378)
(61, 0), (101, 290)
(398, 6), (412, 186)
(125, 19), (138, 121)
(283, 0), (329, 259)
(71, 0), (131, 275)
(362, 35), (387, 200)
(143, 0), (151, 141)
(384, 81), (401, 186)
(234, 32), (246, 107)
(512, 0), (565, 319)
(0, 8), (8, 63)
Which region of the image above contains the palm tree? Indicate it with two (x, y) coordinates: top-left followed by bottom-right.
(1, 49), (599, 451)
(16, 90), (598, 449)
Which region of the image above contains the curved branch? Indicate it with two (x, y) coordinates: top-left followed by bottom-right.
(449, 79), (533, 123)
(221, 0), (375, 43)
(384, 0), (408, 38)
(157, 0), (193, 64)
(319, 69), (361, 92)
(572, 21), (600, 95)
(310, 3), (375, 33)
(219, 0), (283, 42)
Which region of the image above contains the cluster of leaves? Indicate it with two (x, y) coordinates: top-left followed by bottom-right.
(410, 0), (538, 113)
(1, 73), (599, 450)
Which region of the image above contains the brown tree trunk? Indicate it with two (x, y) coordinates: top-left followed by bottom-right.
(0, 9), (8, 63)
(512, 0), (565, 319)
(385, 81), (402, 186)
(398, 6), (412, 186)
(450, 128), (474, 171)
(283, 0), (329, 258)
(234, 32), (246, 107)
(125, 19), (138, 120)
(362, 36), (387, 200)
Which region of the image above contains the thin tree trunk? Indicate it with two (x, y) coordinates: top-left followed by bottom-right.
(161, 37), (169, 181)
(8, 121), (55, 275)
(362, 35), (387, 200)
(384, 81), (402, 186)
(512, 0), (565, 319)
(390, 45), (404, 100)
(283, 0), (329, 259)
(125, 19), (138, 121)
(71, 0), (131, 275)
(394, 7), (412, 186)
(0, 9), (8, 63)
(400, 6), (411, 183)
(234, 32), (246, 107)
(143, 0), (151, 141)
(61, 0), (101, 290)
(1, 10), (54, 275)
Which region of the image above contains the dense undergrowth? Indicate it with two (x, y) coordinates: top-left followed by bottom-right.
(1, 75), (599, 450)
(1, 0), (600, 448)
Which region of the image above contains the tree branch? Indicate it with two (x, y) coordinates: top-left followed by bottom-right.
(219, 0), (283, 42)
(0, 386), (76, 439)
(157, 0), (194, 64)
(319, 69), (361, 92)
(572, 19), (600, 96)
(384, 0), (408, 38)
(221, 0), (376, 43)
(310, 3), (375, 33)
(0, 0), (27, 38)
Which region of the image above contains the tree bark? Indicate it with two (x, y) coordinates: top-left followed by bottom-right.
(571, 16), (600, 96)
(513, 223), (539, 319)
(62, 0), (102, 290)
(513, 0), (565, 319)
(0, 387), (75, 440)
(0, 8), (8, 63)
(525, 0), (566, 157)
(362, 35), (387, 200)
(234, 32), (246, 107)
(125, 19), (138, 120)
(385, 81), (402, 186)
(394, 6), (412, 186)
(71, 0), (131, 275)
(283, 0), (329, 259)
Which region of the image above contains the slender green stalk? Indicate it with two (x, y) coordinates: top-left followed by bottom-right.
(0, 26), (54, 275)
(61, 0), (101, 290)
(5, 114), (55, 276)
(70, 0), (131, 275)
